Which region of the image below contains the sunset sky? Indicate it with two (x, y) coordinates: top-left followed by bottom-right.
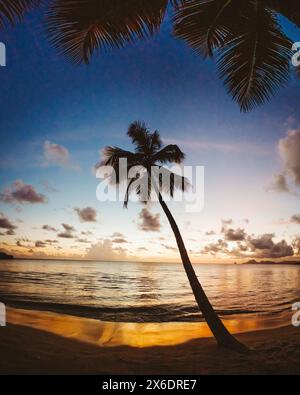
(0, 10), (300, 263)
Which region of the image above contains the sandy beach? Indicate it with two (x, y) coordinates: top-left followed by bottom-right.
(1, 307), (300, 375)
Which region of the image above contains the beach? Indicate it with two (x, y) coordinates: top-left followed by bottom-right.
(1, 307), (300, 375)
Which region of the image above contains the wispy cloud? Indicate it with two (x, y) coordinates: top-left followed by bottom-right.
(42, 141), (79, 170)
(163, 138), (269, 155)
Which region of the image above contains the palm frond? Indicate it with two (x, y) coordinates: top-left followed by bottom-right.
(267, 0), (300, 28)
(127, 121), (152, 154)
(217, 3), (292, 112)
(99, 146), (143, 183)
(0, 0), (40, 28)
(173, 0), (241, 57)
(152, 144), (185, 164)
(46, 0), (170, 64)
(149, 130), (163, 153)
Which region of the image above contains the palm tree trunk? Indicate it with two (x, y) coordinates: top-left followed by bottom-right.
(157, 193), (248, 353)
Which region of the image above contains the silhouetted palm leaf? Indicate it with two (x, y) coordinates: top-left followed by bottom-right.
(46, 0), (171, 63)
(152, 144), (185, 164)
(217, 4), (291, 112)
(100, 146), (143, 183)
(0, 0), (40, 27)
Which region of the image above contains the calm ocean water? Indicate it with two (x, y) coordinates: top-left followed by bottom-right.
(0, 259), (299, 322)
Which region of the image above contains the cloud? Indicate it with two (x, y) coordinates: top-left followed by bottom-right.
(268, 174), (290, 193)
(278, 130), (300, 186)
(138, 208), (161, 232)
(81, 230), (93, 236)
(162, 244), (177, 251)
(42, 225), (57, 232)
(247, 234), (294, 258)
(42, 180), (58, 193)
(112, 238), (127, 244)
(43, 141), (78, 169)
(57, 232), (74, 239)
(0, 180), (47, 204)
(138, 247), (148, 251)
(35, 241), (47, 248)
(62, 223), (75, 232)
(205, 230), (216, 236)
(163, 138), (268, 155)
(291, 214), (300, 225)
(201, 230), (294, 259)
(76, 238), (91, 244)
(202, 239), (228, 255)
(0, 213), (17, 235)
(57, 223), (76, 239)
(75, 207), (97, 222)
(86, 239), (127, 261)
(223, 227), (246, 241)
(111, 232), (124, 238)
(222, 218), (233, 225)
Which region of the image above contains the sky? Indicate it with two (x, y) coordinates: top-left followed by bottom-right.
(0, 7), (300, 263)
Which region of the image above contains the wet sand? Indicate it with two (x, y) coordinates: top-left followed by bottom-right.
(1, 307), (300, 374)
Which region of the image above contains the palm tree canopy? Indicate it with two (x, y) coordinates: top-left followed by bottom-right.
(99, 121), (189, 207)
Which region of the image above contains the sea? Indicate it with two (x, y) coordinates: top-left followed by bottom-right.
(0, 259), (299, 323)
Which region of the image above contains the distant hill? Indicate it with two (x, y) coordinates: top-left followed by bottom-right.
(0, 252), (14, 260)
(244, 259), (300, 265)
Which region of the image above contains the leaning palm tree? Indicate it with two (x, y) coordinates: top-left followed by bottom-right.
(99, 120), (248, 353)
(1, 0), (299, 111)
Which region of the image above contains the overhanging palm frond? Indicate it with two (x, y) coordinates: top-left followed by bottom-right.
(0, 0), (40, 28)
(173, 0), (241, 57)
(217, 3), (292, 112)
(46, 0), (170, 64)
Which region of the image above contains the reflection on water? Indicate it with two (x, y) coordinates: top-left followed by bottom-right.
(0, 259), (300, 323)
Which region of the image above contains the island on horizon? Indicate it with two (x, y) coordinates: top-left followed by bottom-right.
(0, 252), (14, 260)
(244, 259), (300, 266)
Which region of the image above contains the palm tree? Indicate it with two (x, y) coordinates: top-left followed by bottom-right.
(1, 0), (299, 111)
(99, 120), (248, 353)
